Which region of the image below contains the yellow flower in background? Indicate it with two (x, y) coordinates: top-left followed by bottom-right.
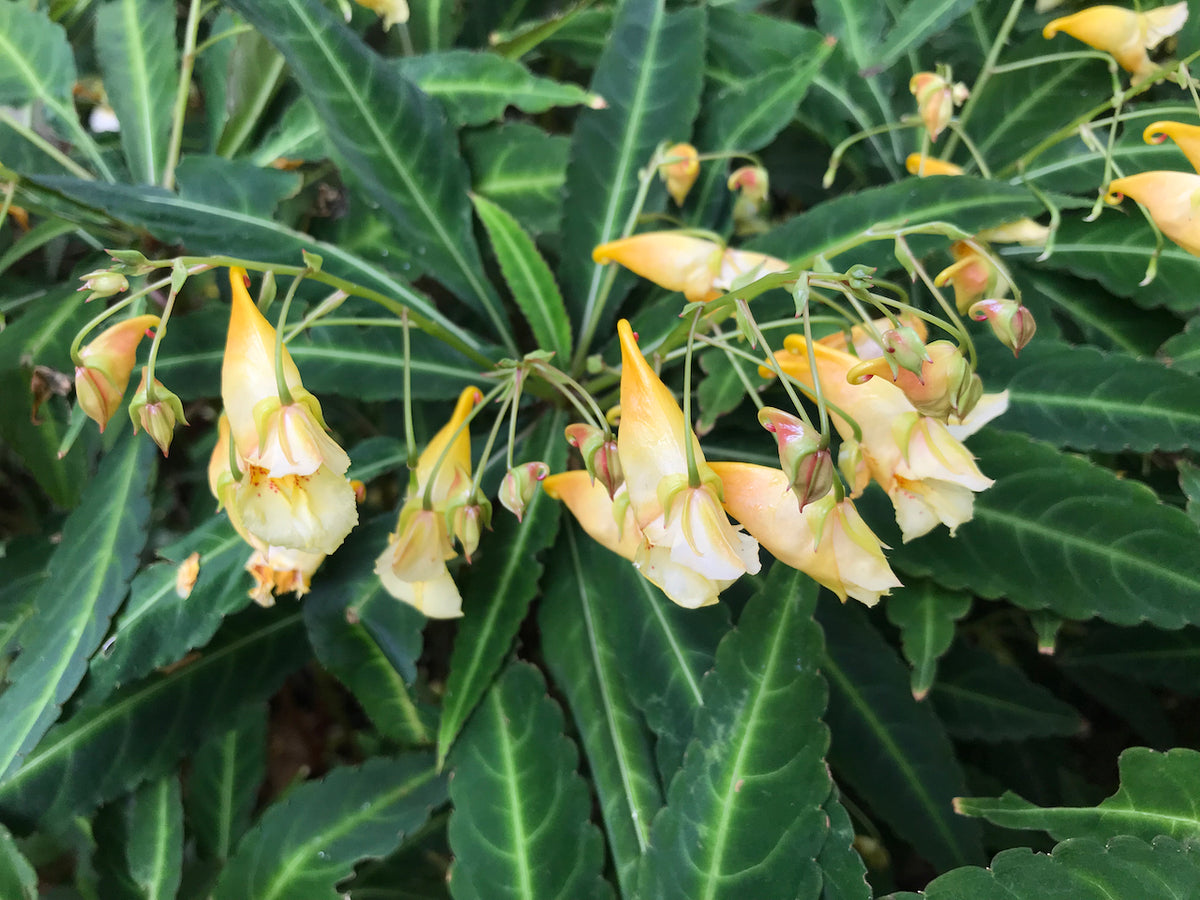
(593, 232), (788, 303)
(710, 461), (901, 606)
(1043, 2), (1189, 79)
(905, 154), (964, 177)
(660, 143), (700, 206)
(208, 414), (327, 606)
(374, 386), (482, 619)
(763, 338), (999, 542)
(74, 314), (160, 430)
(353, 0), (409, 29)
(617, 319), (759, 607)
(1106, 171), (1200, 257)
(1143, 120), (1200, 173)
(221, 267), (357, 556)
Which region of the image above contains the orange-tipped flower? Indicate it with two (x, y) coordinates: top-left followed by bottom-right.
(374, 386), (482, 618)
(221, 267), (357, 557)
(1107, 171), (1200, 257)
(543, 471), (642, 561)
(660, 143), (700, 206)
(593, 232), (788, 303)
(616, 319), (759, 607)
(1144, 120), (1200, 173)
(711, 461), (901, 606)
(905, 154), (964, 177)
(1043, 3), (1188, 79)
(74, 314), (160, 430)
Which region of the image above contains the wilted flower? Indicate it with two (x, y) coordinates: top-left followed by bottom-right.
(727, 165), (771, 235)
(710, 461), (901, 606)
(593, 232), (788, 303)
(617, 319), (759, 607)
(660, 143), (700, 206)
(1106, 171), (1200, 257)
(909, 71), (969, 142)
(128, 366), (188, 456)
(221, 267), (357, 556)
(564, 422), (623, 497)
(1043, 3), (1188, 80)
(1144, 120), (1200, 172)
(374, 386), (482, 618)
(74, 314), (160, 430)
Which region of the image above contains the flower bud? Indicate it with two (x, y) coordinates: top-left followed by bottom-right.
(660, 143), (700, 206)
(499, 461), (551, 522)
(727, 165), (770, 235)
(450, 499), (491, 562)
(757, 407), (834, 509)
(970, 299), (1037, 356)
(909, 71), (968, 143)
(848, 340), (974, 422)
(727, 165), (769, 203)
(128, 367), (188, 456)
(74, 314), (159, 430)
(565, 423), (624, 497)
(77, 269), (129, 299)
(881, 326), (931, 378)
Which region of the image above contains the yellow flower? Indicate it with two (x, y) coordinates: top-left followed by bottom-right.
(374, 386), (482, 619)
(764, 338), (998, 542)
(543, 471), (642, 561)
(353, 0), (409, 29)
(710, 461), (901, 606)
(660, 143), (700, 206)
(74, 314), (160, 430)
(934, 241), (1007, 313)
(909, 72), (968, 143)
(208, 414), (328, 607)
(221, 267), (357, 556)
(617, 319), (759, 607)
(593, 232), (788, 303)
(1043, 3), (1189, 79)
(1143, 120), (1200, 173)
(847, 339), (980, 422)
(905, 154), (964, 177)
(1106, 171), (1200, 256)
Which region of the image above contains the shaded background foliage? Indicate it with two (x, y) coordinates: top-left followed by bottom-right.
(1, 0), (1200, 898)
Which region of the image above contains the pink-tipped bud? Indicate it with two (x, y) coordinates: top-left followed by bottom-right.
(77, 269), (129, 299)
(970, 299), (1038, 357)
(727, 165), (769, 203)
(565, 423), (624, 497)
(727, 164), (771, 235)
(757, 407), (834, 510)
(660, 143), (700, 206)
(909, 71), (968, 143)
(127, 367), (188, 457)
(74, 314), (160, 430)
(881, 326), (931, 378)
(499, 461), (550, 522)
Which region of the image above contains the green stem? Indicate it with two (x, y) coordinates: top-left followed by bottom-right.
(710, 323), (764, 411)
(142, 281), (182, 401)
(402, 309), (416, 466)
(988, 50), (1116, 75)
(192, 23), (253, 56)
(943, 121), (991, 177)
(470, 392), (512, 500)
(824, 119), (922, 188)
(505, 371), (524, 470)
(273, 273), (306, 405)
(162, 0), (202, 190)
(682, 306), (702, 488)
(736, 296), (815, 431)
(423, 381), (510, 510)
(941, 0), (1024, 159)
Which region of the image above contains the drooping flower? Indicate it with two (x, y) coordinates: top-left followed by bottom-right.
(727, 165), (771, 235)
(374, 386), (482, 618)
(1106, 171), (1200, 256)
(934, 241), (1007, 312)
(710, 461), (901, 606)
(593, 232), (788, 303)
(969, 299), (1038, 356)
(74, 314), (160, 430)
(909, 71), (969, 142)
(1043, 3), (1188, 80)
(128, 366), (188, 456)
(221, 267), (357, 556)
(763, 338), (1000, 542)
(543, 471), (642, 561)
(846, 339), (981, 422)
(617, 318), (759, 607)
(208, 414), (328, 607)
(1144, 120), (1200, 172)
(660, 143), (700, 206)
(499, 461), (550, 522)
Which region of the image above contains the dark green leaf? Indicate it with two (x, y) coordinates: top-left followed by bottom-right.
(463, 124), (568, 236)
(864, 429), (1200, 628)
(396, 51), (600, 127)
(82, 516), (250, 703)
(888, 836), (1200, 900)
(1060, 624), (1200, 694)
(0, 434), (155, 781)
(94, 0), (177, 184)
(956, 747), (1200, 844)
(213, 756), (446, 900)
(884, 580), (971, 700)
(0, 606), (307, 830)
(0, 368), (87, 508)
(435, 412), (566, 766)
(928, 643), (1082, 741)
(0, 823), (36, 900)
(751, 177), (1041, 270)
(818, 595), (984, 870)
(1180, 460), (1200, 527)
(696, 348), (754, 435)
(304, 519), (433, 746)
(539, 526), (662, 895)
(1003, 213), (1200, 315)
(1160, 316), (1200, 374)
(471, 193), (571, 361)
(96, 776), (184, 900)
(976, 338), (1200, 452)
(818, 785), (870, 900)
(188, 704), (267, 863)
(221, 0), (512, 347)
(1060, 667), (1174, 749)
(558, 0), (705, 345)
(214, 30), (287, 159)
(813, 0), (885, 68)
(249, 98), (327, 166)
(406, 0), (461, 52)
(638, 564), (832, 900)
(870, 0), (974, 74)
(447, 662), (611, 900)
